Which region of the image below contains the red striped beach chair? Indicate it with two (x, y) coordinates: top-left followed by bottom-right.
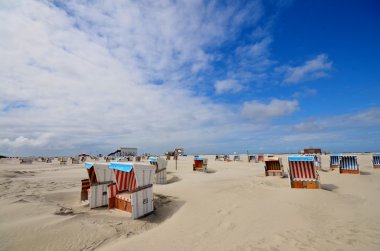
(264, 158), (284, 176)
(288, 156), (320, 189)
(373, 154), (380, 169)
(193, 157), (208, 172)
(148, 157), (167, 184)
(339, 156), (359, 174)
(108, 162), (156, 219)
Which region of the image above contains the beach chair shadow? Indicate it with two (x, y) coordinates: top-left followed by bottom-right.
(321, 184), (338, 191)
(139, 194), (185, 223)
(206, 168), (217, 173)
(360, 171), (371, 175)
(166, 175), (181, 184)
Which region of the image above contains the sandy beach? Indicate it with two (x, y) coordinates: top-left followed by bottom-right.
(0, 154), (379, 251)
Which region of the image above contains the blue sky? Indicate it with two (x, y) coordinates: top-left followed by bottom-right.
(0, 0), (379, 156)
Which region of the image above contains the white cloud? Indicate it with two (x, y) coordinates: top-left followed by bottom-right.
(0, 0), (266, 155)
(282, 54), (332, 84)
(0, 134), (53, 148)
(241, 99), (299, 121)
(214, 79), (243, 94)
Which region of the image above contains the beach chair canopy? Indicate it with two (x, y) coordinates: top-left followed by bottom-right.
(148, 157), (157, 162)
(93, 163), (114, 183)
(194, 157), (204, 161)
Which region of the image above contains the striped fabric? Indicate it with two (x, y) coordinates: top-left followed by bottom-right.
(340, 156), (359, 171)
(265, 160), (281, 171)
(330, 155), (342, 165)
(87, 167), (97, 184)
(116, 192), (131, 202)
(373, 155), (380, 165)
(81, 179), (90, 191)
(107, 183), (118, 198)
(113, 169), (137, 192)
(288, 160), (317, 181)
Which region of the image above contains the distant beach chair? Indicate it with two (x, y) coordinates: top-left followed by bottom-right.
(264, 158), (284, 177)
(193, 157), (208, 172)
(288, 156), (320, 189)
(223, 155), (230, 161)
(329, 154), (342, 169)
(59, 157), (68, 165)
(339, 156), (359, 174)
(81, 163), (114, 208)
(107, 162), (156, 219)
(248, 155), (256, 162)
(148, 157), (167, 184)
(20, 157), (33, 164)
(215, 155), (224, 161)
(232, 155), (240, 161)
(72, 157), (81, 164)
(257, 154), (264, 163)
(373, 154), (380, 169)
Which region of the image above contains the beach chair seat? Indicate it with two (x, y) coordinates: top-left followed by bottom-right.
(339, 156), (359, 174)
(264, 158), (284, 177)
(373, 154), (380, 169)
(288, 156), (320, 189)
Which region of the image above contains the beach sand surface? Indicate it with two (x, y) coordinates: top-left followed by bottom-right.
(1, 154), (379, 251)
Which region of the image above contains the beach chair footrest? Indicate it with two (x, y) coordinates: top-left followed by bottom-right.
(291, 181), (320, 189)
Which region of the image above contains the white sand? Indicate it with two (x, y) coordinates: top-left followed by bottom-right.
(1, 154), (380, 251)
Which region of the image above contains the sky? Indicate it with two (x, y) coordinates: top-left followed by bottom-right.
(0, 0), (379, 156)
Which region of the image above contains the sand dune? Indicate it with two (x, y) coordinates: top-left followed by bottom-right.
(1, 154), (380, 250)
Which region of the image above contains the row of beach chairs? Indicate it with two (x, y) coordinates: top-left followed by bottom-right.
(263, 154), (380, 189)
(81, 157), (167, 219)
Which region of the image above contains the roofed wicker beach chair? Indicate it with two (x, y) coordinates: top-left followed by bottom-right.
(248, 155), (256, 162)
(232, 155), (240, 161)
(264, 158), (284, 177)
(81, 163), (114, 208)
(193, 157), (208, 172)
(339, 156), (359, 174)
(107, 162), (156, 219)
(288, 156), (320, 189)
(148, 157), (167, 184)
(373, 154), (380, 169)
(329, 154), (342, 169)
(20, 157), (33, 164)
(257, 154), (264, 163)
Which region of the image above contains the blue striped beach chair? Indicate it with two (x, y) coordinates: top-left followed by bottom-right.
(329, 154), (342, 169)
(373, 154), (380, 169)
(339, 156), (359, 174)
